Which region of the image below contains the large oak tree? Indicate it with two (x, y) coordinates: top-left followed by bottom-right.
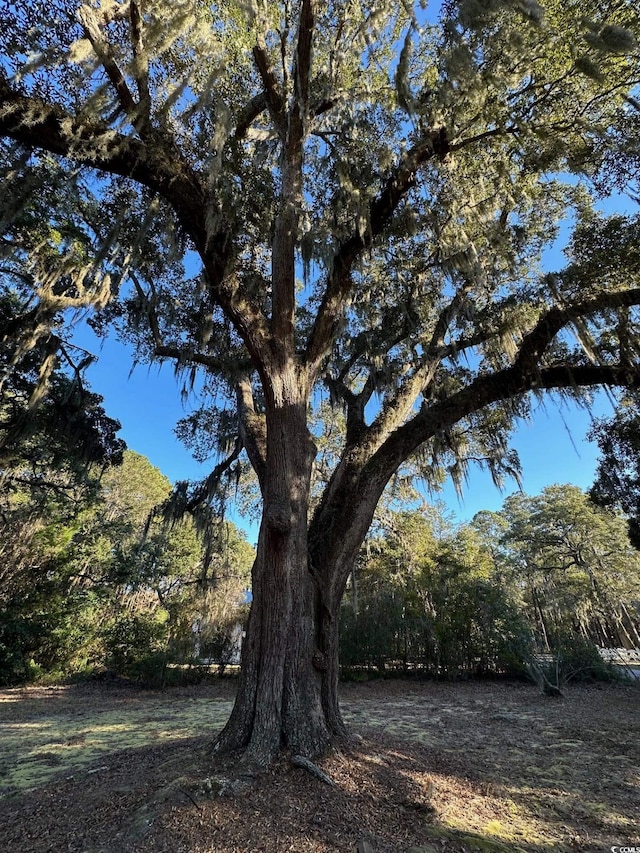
(1, 0), (639, 765)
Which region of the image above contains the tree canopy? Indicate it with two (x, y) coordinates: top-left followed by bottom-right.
(1, 0), (639, 764)
(479, 484), (640, 650)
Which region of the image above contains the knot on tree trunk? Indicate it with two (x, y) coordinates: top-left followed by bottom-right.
(312, 650), (327, 671)
(265, 497), (293, 535)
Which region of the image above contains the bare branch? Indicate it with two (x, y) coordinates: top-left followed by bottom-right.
(58, 342), (95, 391)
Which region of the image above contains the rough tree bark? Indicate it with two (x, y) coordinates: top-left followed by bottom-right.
(214, 364), (339, 765)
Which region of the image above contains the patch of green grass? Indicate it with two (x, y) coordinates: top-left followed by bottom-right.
(0, 695), (233, 797)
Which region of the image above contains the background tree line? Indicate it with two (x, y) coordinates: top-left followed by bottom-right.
(340, 484), (640, 683)
(5, 388), (639, 690)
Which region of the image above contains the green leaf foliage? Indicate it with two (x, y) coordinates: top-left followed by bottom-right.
(475, 484), (640, 663)
(343, 485), (640, 683)
(340, 510), (533, 678)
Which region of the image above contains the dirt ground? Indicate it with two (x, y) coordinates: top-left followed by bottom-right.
(0, 677), (638, 853)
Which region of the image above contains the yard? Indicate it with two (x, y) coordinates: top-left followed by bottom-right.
(0, 677), (638, 852)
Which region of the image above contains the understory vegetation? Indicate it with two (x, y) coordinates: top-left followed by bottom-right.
(340, 487), (640, 682)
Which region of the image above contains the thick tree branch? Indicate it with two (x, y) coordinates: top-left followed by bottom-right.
(0, 78), (201, 227)
(291, 0), (315, 140)
(252, 42), (286, 140)
(311, 358), (640, 609)
(365, 360), (440, 454)
(330, 280), (476, 454)
(426, 282), (474, 358)
(373, 288), (640, 477)
(311, 94), (347, 118)
(310, 286), (640, 603)
(306, 126), (512, 374)
(152, 344), (240, 374)
(372, 362), (640, 482)
(270, 0), (316, 350)
(439, 330), (493, 361)
(236, 378), (267, 489)
(514, 289), (640, 373)
(323, 279), (496, 465)
(448, 124), (517, 151)
(234, 94), (268, 139)
(128, 0), (152, 133)
(331, 277), (423, 386)
(324, 371), (377, 445)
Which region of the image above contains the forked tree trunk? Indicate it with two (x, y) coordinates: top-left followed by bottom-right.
(213, 385), (348, 766)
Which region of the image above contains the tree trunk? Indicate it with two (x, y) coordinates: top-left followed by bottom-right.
(213, 372), (395, 765)
(619, 601), (640, 648)
(214, 526), (347, 766)
(213, 382), (347, 766)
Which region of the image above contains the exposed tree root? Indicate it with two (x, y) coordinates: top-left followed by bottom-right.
(526, 660), (565, 698)
(290, 754), (335, 786)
